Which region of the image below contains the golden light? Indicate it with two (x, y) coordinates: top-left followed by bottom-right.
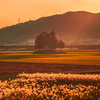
(0, 0), (100, 28)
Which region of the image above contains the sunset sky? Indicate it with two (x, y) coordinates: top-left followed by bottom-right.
(0, 0), (100, 29)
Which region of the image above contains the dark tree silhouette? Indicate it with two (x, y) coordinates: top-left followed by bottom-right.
(35, 33), (44, 51)
(58, 40), (65, 51)
(48, 31), (58, 51)
(35, 31), (49, 50)
(35, 31), (64, 52)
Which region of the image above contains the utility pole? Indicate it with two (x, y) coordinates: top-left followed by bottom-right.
(18, 18), (20, 23)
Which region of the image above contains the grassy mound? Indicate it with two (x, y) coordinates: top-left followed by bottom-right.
(33, 50), (67, 54)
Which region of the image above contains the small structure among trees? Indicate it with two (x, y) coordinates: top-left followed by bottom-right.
(35, 31), (65, 52)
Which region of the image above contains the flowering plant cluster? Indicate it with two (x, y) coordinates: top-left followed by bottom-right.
(0, 73), (100, 100)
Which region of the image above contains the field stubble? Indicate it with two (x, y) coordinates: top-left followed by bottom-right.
(0, 63), (100, 76)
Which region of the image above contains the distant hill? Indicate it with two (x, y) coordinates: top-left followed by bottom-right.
(0, 11), (100, 44)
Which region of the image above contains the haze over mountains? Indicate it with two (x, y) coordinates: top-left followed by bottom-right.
(0, 11), (100, 45)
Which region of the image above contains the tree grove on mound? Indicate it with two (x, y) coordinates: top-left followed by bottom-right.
(35, 31), (65, 51)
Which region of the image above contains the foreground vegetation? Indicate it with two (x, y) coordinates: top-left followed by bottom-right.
(0, 73), (100, 100)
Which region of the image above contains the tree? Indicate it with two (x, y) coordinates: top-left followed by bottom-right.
(35, 31), (49, 50)
(35, 33), (44, 51)
(35, 31), (64, 51)
(58, 40), (65, 52)
(48, 31), (58, 51)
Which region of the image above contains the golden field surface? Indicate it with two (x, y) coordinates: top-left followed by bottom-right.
(0, 56), (100, 65)
(0, 50), (100, 65)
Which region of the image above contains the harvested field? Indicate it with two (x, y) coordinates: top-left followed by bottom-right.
(0, 63), (100, 76)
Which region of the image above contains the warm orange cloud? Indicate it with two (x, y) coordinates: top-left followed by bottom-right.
(0, 0), (100, 29)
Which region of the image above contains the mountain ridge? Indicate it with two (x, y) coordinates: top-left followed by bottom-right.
(0, 11), (100, 44)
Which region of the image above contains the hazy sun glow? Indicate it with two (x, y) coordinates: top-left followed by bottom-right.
(0, 0), (100, 28)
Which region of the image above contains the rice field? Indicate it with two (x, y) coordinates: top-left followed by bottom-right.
(0, 50), (100, 65)
(0, 73), (100, 100)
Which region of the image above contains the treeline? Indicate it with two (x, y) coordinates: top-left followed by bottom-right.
(35, 31), (65, 51)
